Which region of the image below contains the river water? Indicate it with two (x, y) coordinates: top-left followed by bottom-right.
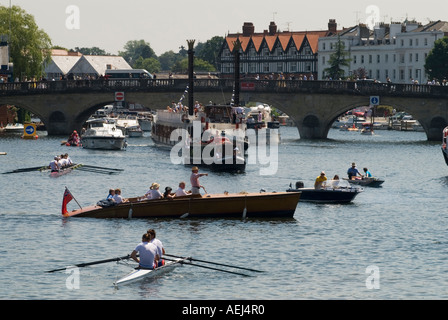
(0, 126), (447, 300)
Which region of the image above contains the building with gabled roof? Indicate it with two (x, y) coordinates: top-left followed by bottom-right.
(44, 50), (82, 80)
(44, 49), (131, 80)
(67, 55), (131, 79)
(218, 20), (339, 79)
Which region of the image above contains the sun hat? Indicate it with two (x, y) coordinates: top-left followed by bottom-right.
(150, 182), (160, 189)
(192, 166), (199, 171)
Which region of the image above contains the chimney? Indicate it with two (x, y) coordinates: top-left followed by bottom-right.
(269, 21), (277, 35)
(328, 19), (337, 33)
(242, 22), (255, 36)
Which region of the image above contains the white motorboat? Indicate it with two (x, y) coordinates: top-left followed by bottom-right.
(3, 123), (24, 133)
(81, 118), (127, 150)
(114, 258), (187, 286)
(115, 115), (143, 137)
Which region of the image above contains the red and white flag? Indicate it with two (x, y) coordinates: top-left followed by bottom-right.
(62, 187), (73, 215)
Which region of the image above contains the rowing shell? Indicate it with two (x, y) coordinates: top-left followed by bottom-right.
(114, 258), (187, 286)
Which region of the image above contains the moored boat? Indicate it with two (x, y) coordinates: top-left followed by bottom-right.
(62, 190), (301, 219)
(114, 258), (187, 286)
(286, 179), (362, 203)
(81, 118), (127, 150)
(4, 123), (24, 133)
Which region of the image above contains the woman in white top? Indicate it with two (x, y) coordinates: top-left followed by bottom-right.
(145, 182), (163, 200)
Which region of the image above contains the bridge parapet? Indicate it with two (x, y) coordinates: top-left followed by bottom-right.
(1, 79), (448, 98)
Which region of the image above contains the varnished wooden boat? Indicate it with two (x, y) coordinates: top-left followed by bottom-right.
(62, 191), (301, 219)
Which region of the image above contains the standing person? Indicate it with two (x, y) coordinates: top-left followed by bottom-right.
(175, 181), (190, 197)
(347, 162), (363, 180)
(131, 233), (159, 269)
(49, 156), (60, 172)
(147, 229), (165, 267)
(314, 171), (327, 189)
(190, 167), (208, 195)
(363, 167), (372, 177)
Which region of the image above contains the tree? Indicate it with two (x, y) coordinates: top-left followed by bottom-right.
(425, 37), (448, 82)
(324, 35), (351, 80)
(195, 36), (224, 70)
(133, 56), (161, 73)
(0, 5), (52, 79)
(171, 57), (216, 73)
(119, 40), (156, 66)
(73, 46), (110, 55)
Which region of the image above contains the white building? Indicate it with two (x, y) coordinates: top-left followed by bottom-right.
(318, 20), (448, 83)
(44, 49), (131, 80)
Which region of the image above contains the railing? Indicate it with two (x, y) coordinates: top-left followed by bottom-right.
(1, 78), (448, 97)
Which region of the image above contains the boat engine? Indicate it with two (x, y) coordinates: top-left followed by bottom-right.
(295, 181), (304, 189)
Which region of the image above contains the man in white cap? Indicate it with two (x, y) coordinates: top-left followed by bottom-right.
(314, 171), (327, 189)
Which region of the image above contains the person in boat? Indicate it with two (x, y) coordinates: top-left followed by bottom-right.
(347, 162), (363, 180)
(163, 187), (174, 199)
(314, 171), (327, 189)
(64, 153), (73, 166)
(145, 183), (163, 200)
(67, 130), (80, 146)
(49, 156), (60, 172)
(147, 229), (165, 267)
(363, 168), (372, 177)
(113, 188), (127, 204)
(175, 181), (190, 197)
(106, 189), (115, 200)
(190, 166), (208, 195)
(131, 233), (160, 270)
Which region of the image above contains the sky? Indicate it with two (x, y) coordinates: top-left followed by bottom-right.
(3, 0), (448, 56)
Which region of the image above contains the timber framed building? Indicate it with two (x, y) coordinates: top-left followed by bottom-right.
(218, 20), (339, 80)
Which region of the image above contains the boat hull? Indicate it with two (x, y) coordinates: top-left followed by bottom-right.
(343, 177), (384, 187)
(114, 259), (183, 286)
(287, 188), (360, 203)
(82, 137), (126, 150)
(63, 192), (301, 219)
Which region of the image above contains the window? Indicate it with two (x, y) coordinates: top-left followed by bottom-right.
(409, 53), (413, 62)
(415, 53), (419, 62)
(353, 55), (357, 64)
(377, 55), (380, 63)
(369, 55), (372, 63)
(361, 55), (364, 63)
(385, 54), (389, 63)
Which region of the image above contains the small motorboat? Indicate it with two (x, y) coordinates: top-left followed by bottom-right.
(4, 123), (24, 133)
(342, 177), (384, 187)
(81, 118), (127, 150)
(287, 179), (363, 203)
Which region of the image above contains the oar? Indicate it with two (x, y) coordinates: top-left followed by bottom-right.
(2, 165), (48, 174)
(81, 164), (124, 171)
(75, 167), (119, 175)
(163, 254), (264, 273)
(163, 257), (252, 277)
(46, 254), (132, 273)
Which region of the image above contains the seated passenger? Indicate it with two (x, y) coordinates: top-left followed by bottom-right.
(145, 183), (163, 200)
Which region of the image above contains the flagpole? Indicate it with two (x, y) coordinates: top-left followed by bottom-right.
(65, 186), (82, 209)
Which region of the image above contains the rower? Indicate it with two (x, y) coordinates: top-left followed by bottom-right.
(147, 229), (165, 267)
(49, 156), (60, 172)
(131, 233), (159, 269)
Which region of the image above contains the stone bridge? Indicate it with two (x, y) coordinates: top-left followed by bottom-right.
(1, 78), (448, 140)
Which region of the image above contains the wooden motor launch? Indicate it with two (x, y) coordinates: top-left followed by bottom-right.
(61, 188), (301, 219)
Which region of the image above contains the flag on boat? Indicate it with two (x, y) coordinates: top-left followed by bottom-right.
(62, 187), (73, 215)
